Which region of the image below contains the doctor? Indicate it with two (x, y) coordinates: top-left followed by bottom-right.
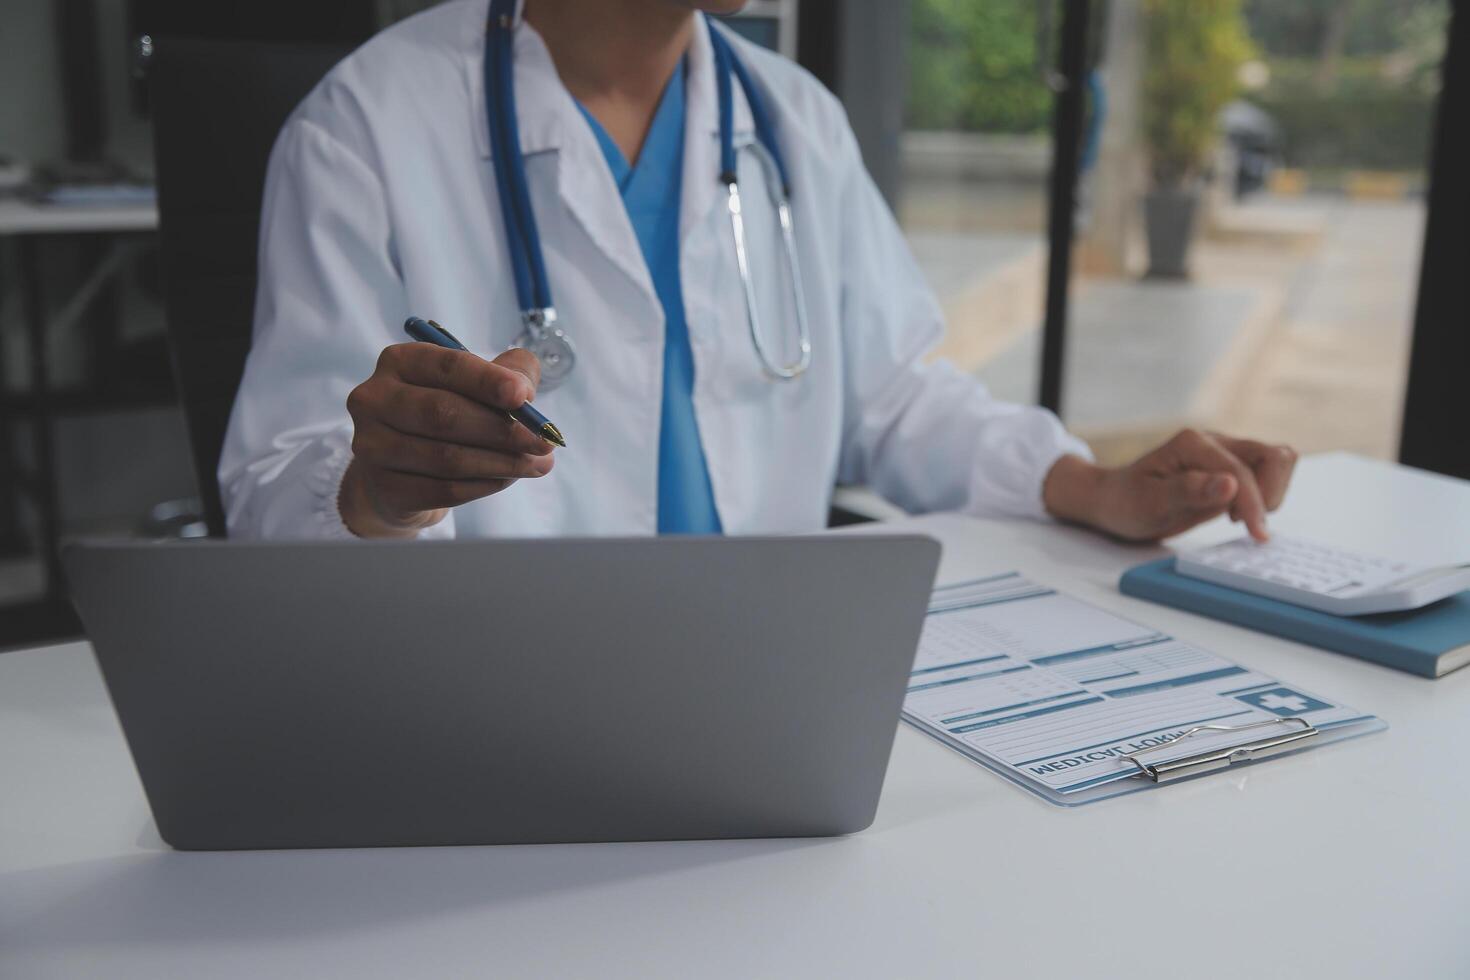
(222, 0), (1297, 542)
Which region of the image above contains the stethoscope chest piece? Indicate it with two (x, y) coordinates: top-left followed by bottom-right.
(513, 307), (575, 392)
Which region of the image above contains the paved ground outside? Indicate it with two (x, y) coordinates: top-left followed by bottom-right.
(1213, 199), (1422, 461)
(905, 192), (1425, 468)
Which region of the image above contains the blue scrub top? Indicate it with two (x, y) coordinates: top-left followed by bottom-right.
(575, 61), (723, 535)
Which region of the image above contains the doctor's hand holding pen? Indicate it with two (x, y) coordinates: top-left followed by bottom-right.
(338, 341), (555, 539)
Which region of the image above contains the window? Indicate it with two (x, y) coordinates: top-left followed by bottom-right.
(895, 0), (1449, 466)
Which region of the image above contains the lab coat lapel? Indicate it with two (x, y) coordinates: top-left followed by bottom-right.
(469, 5), (658, 307)
(680, 17), (756, 246)
(680, 18), (759, 530)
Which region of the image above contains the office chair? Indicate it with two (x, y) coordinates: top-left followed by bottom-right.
(151, 39), (352, 536)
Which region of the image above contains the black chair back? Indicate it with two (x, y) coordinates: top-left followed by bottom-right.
(151, 39), (352, 536)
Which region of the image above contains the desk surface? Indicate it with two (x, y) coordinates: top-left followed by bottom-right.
(0, 198), (158, 236)
(2, 452), (1466, 979)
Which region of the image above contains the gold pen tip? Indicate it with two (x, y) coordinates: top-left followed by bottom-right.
(542, 423), (566, 448)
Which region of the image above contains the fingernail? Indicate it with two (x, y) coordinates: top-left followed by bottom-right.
(1207, 475), (1231, 500)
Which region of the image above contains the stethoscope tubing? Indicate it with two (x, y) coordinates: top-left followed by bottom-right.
(484, 0), (809, 381)
(486, 7), (550, 313)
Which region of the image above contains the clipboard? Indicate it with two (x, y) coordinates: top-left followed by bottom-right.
(901, 573), (1387, 806)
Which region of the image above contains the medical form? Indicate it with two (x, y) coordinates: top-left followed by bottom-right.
(904, 573), (1385, 805)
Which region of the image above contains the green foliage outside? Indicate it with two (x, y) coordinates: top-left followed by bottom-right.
(1246, 58), (1438, 171)
(1142, 0), (1252, 187)
(906, 0), (1051, 134)
(904, 0), (1442, 174)
(1244, 0), (1446, 59)
(1241, 0), (1447, 173)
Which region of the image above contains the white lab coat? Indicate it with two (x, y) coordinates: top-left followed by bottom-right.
(220, 0), (1090, 540)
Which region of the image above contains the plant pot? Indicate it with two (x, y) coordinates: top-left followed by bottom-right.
(1143, 186), (1201, 279)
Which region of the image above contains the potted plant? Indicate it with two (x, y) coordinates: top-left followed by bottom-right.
(1141, 0), (1251, 278)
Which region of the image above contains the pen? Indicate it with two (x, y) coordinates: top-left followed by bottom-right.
(403, 316), (567, 448)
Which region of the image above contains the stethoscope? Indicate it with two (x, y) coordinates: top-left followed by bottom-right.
(485, 0), (812, 391)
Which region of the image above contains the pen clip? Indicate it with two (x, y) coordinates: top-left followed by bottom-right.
(426, 319), (470, 351)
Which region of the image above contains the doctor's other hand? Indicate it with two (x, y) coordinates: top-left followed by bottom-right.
(338, 344), (554, 538)
(1042, 429), (1297, 544)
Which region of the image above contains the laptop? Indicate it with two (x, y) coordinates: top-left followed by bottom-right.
(64, 534), (940, 850)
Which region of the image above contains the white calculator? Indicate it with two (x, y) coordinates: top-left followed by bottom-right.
(1176, 535), (1470, 616)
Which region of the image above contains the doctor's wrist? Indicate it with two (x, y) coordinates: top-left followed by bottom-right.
(1041, 454), (1108, 529)
(337, 459), (441, 540)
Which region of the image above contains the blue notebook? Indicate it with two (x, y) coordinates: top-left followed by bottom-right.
(1120, 557), (1470, 679)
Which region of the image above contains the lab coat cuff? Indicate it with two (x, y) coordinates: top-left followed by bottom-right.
(310, 438), (359, 541)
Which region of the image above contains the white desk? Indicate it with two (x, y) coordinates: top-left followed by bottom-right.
(2, 452), (1467, 978)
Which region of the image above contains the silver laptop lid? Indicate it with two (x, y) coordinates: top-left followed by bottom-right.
(65, 534), (940, 849)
